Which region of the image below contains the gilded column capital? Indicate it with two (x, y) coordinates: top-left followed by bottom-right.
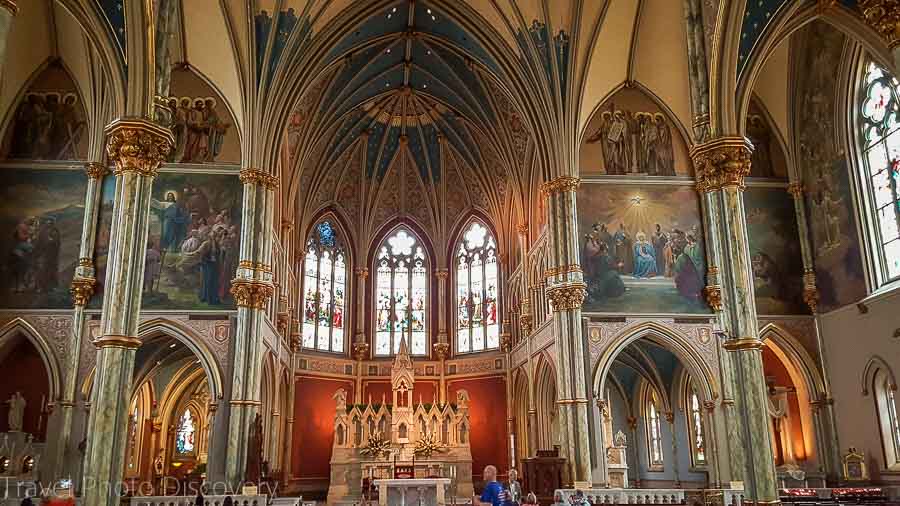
(803, 269), (820, 314)
(239, 168), (279, 190)
(433, 341), (451, 360)
(70, 277), (96, 307)
(540, 176), (581, 196)
(0, 0), (17, 15)
(546, 282), (587, 312)
(84, 162), (109, 179)
(690, 137), (753, 192)
(703, 285), (723, 312)
(105, 118), (174, 177)
(353, 341), (370, 361)
(434, 269), (449, 280)
(499, 332), (512, 353)
(516, 223), (529, 235)
(229, 279), (275, 309)
(355, 267), (369, 279)
(859, 0), (900, 50)
(786, 182), (804, 197)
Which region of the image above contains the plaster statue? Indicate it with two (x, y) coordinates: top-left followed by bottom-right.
(456, 389), (470, 409)
(6, 392), (26, 432)
(614, 430), (628, 447)
(333, 388), (348, 411)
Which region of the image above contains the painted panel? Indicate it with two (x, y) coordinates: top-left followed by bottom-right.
(0, 168), (87, 309)
(166, 69), (240, 165)
(578, 183), (709, 314)
(745, 187), (807, 315)
(94, 172), (242, 310)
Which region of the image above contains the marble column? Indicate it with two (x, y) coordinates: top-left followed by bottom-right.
(858, 0), (900, 73)
(224, 169), (277, 488)
(0, 1), (15, 73)
(542, 176), (592, 488)
(56, 162), (108, 479)
(353, 267), (369, 404)
(692, 138), (778, 505)
(81, 119), (173, 506)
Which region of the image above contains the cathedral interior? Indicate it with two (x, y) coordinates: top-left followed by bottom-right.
(0, 0), (899, 505)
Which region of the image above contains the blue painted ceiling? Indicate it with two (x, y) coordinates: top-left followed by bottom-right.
(311, 0), (502, 182)
(96, 0), (126, 63)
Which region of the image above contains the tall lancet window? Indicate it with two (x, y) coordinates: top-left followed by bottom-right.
(859, 62), (900, 282)
(455, 220), (500, 353)
(302, 220), (348, 353)
(687, 387), (706, 466)
(375, 227), (429, 356)
(646, 389), (664, 467)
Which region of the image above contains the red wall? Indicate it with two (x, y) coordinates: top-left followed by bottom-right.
(362, 380), (438, 406)
(292, 377), (354, 479)
(448, 376), (508, 480)
(0, 337), (49, 438)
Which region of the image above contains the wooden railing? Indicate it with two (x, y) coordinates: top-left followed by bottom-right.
(128, 496), (266, 506)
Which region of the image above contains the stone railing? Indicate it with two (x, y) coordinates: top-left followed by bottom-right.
(555, 489), (686, 504)
(129, 496), (266, 506)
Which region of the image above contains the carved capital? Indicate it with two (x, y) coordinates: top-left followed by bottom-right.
(84, 162), (109, 179)
(703, 285), (723, 312)
(434, 269), (449, 281)
(70, 277), (96, 307)
(516, 223), (529, 235)
(239, 168), (279, 190)
(519, 313), (533, 336)
(0, 1), (17, 15)
(787, 182), (804, 197)
(859, 0), (900, 50)
(540, 176), (580, 197)
(690, 137), (753, 192)
(353, 341), (370, 361)
(355, 267), (369, 279)
(626, 416), (638, 430)
(722, 337), (765, 352)
(105, 118), (174, 178)
(664, 411), (675, 423)
(499, 332), (512, 353)
(546, 282), (587, 312)
(229, 279), (275, 309)
(78, 257), (93, 269)
(702, 400), (716, 412)
(433, 341), (451, 361)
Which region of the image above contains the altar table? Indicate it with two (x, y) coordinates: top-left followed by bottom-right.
(373, 478), (451, 506)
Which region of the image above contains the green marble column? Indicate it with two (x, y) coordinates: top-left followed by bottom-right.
(692, 138), (778, 505)
(542, 176), (592, 488)
(81, 119), (173, 506)
(0, 1), (15, 73)
(55, 162), (108, 480)
(224, 169), (277, 488)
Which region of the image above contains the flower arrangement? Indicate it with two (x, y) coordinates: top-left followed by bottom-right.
(360, 433), (390, 458)
(414, 433), (446, 458)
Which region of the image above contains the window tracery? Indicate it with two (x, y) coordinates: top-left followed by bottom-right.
(375, 227), (429, 356)
(455, 220), (500, 353)
(302, 220), (348, 353)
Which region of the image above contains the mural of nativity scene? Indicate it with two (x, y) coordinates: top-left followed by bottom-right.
(3, 1), (900, 506)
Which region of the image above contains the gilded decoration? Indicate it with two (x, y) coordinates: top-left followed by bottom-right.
(0, 0), (17, 15)
(499, 332), (512, 353)
(516, 223), (529, 235)
(544, 264), (583, 279)
(84, 162), (108, 179)
(105, 119), (174, 178)
(93, 334), (143, 349)
(540, 176), (580, 196)
(690, 137), (753, 192)
(239, 168), (279, 190)
(435, 268), (449, 280)
(78, 258), (93, 268)
(703, 285), (723, 312)
(547, 282), (587, 312)
(722, 337), (765, 352)
(353, 341), (370, 361)
(238, 260), (272, 273)
(69, 277), (96, 307)
(859, 0), (900, 49)
(229, 279), (274, 309)
(786, 182), (804, 197)
(433, 341), (450, 360)
(803, 270), (820, 313)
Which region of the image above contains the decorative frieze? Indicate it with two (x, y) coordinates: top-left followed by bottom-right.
(229, 279), (274, 309)
(690, 137), (753, 192)
(239, 168), (279, 190)
(84, 162), (108, 179)
(105, 118), (174, 177)
(540, 176), (580, 196)
(70, 277), (96, 307)
(546, 282), (587, 312)
(859, 0), (900, 50)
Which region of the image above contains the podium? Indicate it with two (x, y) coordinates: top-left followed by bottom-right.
(521, 449), (566, 504)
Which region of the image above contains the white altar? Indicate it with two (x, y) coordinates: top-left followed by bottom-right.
(374, 478), (451, 506)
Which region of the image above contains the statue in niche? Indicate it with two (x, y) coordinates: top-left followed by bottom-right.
(5, 392), (25, 432)
(333, 388), (348, 411)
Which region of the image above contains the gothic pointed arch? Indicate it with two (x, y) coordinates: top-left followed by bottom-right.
(451, 214), (501, 354)
(300, 213), (352, 354)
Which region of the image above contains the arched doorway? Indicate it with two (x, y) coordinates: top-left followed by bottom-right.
(0, 331), (52, 439)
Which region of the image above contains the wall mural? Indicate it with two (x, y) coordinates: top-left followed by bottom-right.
(577, 183), (709, 314)
(746, 100), (788, 179)
(795, 21), (866, 312)
(163, 68), (239, 165)
(0, 169), (87, 309)
(580, 88), (692, 177)
(745, 187), (807, 315)
(94, 172), (242, 310)
(1, 65), (88, 161)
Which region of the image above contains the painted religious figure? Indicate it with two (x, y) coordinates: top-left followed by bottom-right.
(165, 68), (239, 164)
(577, 184), (709, 314)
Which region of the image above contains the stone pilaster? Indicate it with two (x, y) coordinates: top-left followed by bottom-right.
(858, 0), (900, 72)
(0, 1), (16, 75)
(541, 176), (592, 488)
(682, 0), (711, 143)
(223, 168), (277, 488)
(691, 137), (778, 505)
(81, 119), (173, 506)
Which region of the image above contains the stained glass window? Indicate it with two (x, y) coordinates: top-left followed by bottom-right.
(647, 394), (664, 466)
(302, 220), (347, 353)
(687, 389), (706, 466)
(887, 380), (900, 460)
(375, 227), (429, 356)
(175, 409), (196, 455)
(859, 62), (900, 282)
(455, 221), (500, 353)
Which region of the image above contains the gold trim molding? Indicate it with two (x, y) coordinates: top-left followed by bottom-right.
(230, 279), (275, 309)
(70, 277), (96, 307)
(93, 334), (142, 349)
(722, 337), (765, 352)
(547, 282), (587, 312)
(690, 137), (753, 192)
(238, 260), (272, 273)
(105, 118), (174, 178)
(239, 168), (279, 190)
(0, 1), (17, 15)
(540, 176), (580, 196)
(859, 0), (900, 50)
(84, 162), (108, 179)
(545, 264), (583, 279)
